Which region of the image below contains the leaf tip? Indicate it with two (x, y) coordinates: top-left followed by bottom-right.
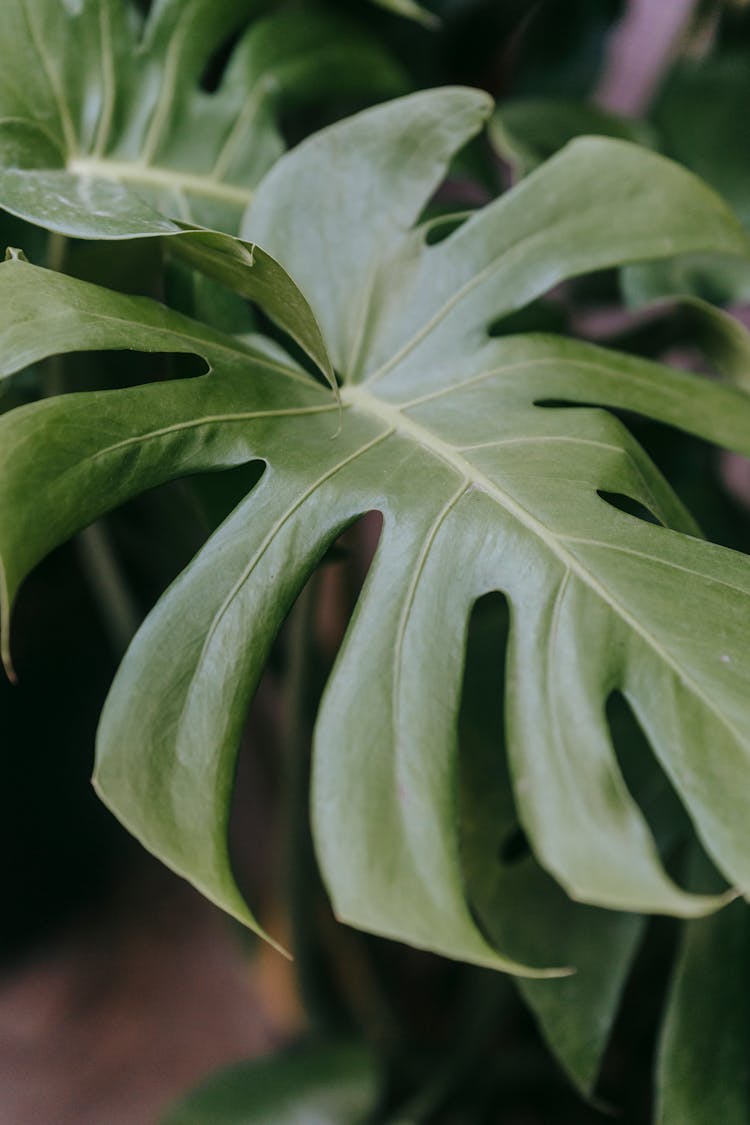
(541, 964), (576, 980)
(4, 246), (28, 264)
(1, 634), (18, 685)
(417, 11), (441, 29)
(0, 558), (17, 684)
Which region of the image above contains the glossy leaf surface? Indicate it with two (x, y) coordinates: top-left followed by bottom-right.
(1, 92), (750, 974)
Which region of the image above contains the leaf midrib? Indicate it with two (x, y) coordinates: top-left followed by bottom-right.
(67, 156), (254, 207)
(342, 385), (746, 751)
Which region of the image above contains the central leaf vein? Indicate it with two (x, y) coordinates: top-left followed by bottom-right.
(67, 157), (255, 207)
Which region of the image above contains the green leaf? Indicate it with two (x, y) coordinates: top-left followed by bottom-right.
(240, 87), (494, 376)
(674, 297), (750, 393)
(2, 92), (750, 971)
(490, 99), (656, 177)
(656, 862), (750, 1124)
(161, 1041), (379, 1125)
(654, 53), (750, 229)
(622, 52), (750, 306)
(459, 597), (644, 1094)
(0, 228), (333, 394)
(370, 0), (439, 28)
(165, 230), (335, 394)
(622, 254), (750, 309)
(0, 0), (405, 235)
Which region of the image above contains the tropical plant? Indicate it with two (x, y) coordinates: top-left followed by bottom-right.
(2, 2), (750, 1122)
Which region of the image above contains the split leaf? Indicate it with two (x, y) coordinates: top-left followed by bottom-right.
(1, 92), (750, 973)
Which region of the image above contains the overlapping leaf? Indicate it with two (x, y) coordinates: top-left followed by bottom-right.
(489, 82), (750, 305)
(656, 856), (750, 1124)
(490, 99), (655, 177)
(163, 1040), (379, 1125)
(0, 0), (404, 237)
(2, 91), (750, 980)
(459, 599), (646, 1093)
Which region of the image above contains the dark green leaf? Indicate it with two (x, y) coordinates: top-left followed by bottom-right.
(656, 862), (750, 1124)
(161, 1041), (379, 1125)
(655, 53), (750, 228)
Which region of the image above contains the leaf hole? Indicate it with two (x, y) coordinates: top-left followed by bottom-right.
(457, 592), (526, 885)
(199, 33), (240, 94)
(21, 350), (208, 398)
(606, 689), (691, 868)
(488, 299), (569, 338)
(497, 825), (530, 865)
(597, 491), (663, 526)
(226, 509), (385, 966)
(421, 211), (472, 246)
(533, 397), (600, 410)
(629, 422), (750, 554)
(531, 401), (750, 551)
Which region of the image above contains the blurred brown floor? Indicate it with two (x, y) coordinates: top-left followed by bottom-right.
(0, 863), (294, 1125)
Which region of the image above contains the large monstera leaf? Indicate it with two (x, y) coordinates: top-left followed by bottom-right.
(0, 0), (403, 236)
(2, 91), (750, 982)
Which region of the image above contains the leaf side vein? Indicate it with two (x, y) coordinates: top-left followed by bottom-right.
(343, 385), (747, 749)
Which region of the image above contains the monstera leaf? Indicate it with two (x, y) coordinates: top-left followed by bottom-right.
(2, 91), (750, 982)
(0, 0), (404, 236)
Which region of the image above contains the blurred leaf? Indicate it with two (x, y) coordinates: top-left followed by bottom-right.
(162, 1041), (379, 1125)
(491, 99), (655, 176)
(511, 0), (624, 100)
(0, 0), (405, 236)
(623, 51), (750, 305)
(656, 861), (750, 1124)
(655, 53), (750, 227)
(677, 297), (750, 391)
(622, 254), (750, 309)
